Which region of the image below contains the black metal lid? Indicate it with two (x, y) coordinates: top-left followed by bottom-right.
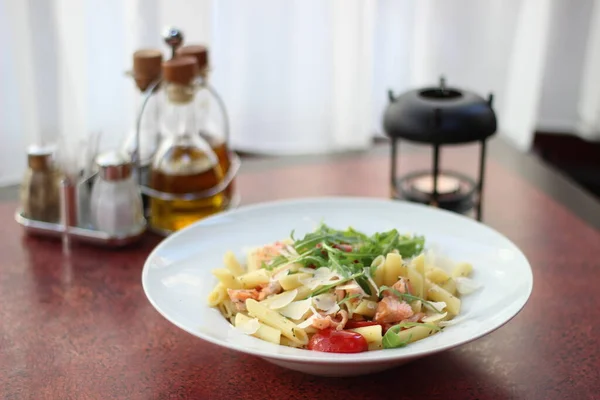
(383, 77), (497, 144)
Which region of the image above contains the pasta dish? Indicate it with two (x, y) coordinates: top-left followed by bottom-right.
(207, 224), (479, 353)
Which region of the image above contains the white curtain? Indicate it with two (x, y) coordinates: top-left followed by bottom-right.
(2, 0), (597, 186)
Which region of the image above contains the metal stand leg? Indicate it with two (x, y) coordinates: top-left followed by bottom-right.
(476, 139), (487, 221)
(432, 144), (440, 207)
(390, 139), (398, 198)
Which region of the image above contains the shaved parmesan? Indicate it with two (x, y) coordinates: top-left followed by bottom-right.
(278, 298), (312, 320)
(323, 303), (340, 315)
(299, 267), (316, 274)
(424, 301), (447, 313)
(267, 289), (298, 309)
(455, 277), (482, 295)
(297, 306), (319, 329)
(422, 311), (448, 323)
(272, 268), (290, 281)
(236, 318), (260, 335)
(312, 293), (337, 311)
(299, 267), (341, 289)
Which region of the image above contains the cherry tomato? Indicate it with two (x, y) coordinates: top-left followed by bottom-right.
(308, 329), (368, 353)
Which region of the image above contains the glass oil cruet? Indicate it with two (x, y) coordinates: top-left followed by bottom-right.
(120, 49), (164, 187)
(175, 44), (234, 203)
(148, 56), (225, 233)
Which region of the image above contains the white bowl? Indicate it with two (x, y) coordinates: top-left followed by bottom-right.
(142, 197), (533, 377)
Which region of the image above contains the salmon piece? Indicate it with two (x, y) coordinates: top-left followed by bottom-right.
(312, 310), (349, 331)
(374, 296), (414, 324)
(257, 280), (283, 301)
(227, 288), (260, 311)
(381, 277), (410, 297)
(248, 242), (288, 271)
(404, 312), (425, 323)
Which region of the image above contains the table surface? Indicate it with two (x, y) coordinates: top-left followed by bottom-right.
(1, 138), (599, 400)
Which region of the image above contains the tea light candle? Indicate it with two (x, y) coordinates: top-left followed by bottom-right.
(411, 174), (461, 195)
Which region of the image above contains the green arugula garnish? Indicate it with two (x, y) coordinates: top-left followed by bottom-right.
(337, 293), (361, 306)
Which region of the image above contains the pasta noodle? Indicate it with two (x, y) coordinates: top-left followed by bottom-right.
(224, 251), (245, 277)
(212, 268), (242, 289)
(383, 253), (405, 286)
(237, 269), (270, 289)
(207, 223), (478, 353)
(234, 313), (281, 344)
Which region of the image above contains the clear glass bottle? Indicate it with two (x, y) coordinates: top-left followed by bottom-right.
(176, 45), (233, 203)
(90, 151), (144, 236)
(120, 49), (164, 182)
(149, 56), (225, 232)
(20, 146), (61, 222)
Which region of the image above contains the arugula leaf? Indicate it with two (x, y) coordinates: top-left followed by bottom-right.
(337, 293), (361, 306)
(383, 332), (412, 349)
(355, 275), (372, 296)
(379, 285), (443, 314)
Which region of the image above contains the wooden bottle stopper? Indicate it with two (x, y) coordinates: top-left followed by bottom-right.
(176, 45), (209, 76)
(162, 57), (198, 85)
(133, 49), (163, 91)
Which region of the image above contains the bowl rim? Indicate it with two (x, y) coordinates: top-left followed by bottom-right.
(142, 196), (534, 364)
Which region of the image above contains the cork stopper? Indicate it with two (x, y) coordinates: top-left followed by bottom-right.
(133, 49), (163, 91)
(162, 56), (198, 85)
(176, 45), (208, 75)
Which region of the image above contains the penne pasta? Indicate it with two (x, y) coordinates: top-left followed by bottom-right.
(372, 255), (386, 287)
(246, 299), (308, 345)
(349, 325), (383, 351)
(452, 262), (473, 278)
(224, 251), (245, 276)
(237, 269), (271, 289)
(278, 273), (311, 291)
(426, 267), (450, 285)
(411, 254), (425, 275)
(383, 253), (405, 286)
(427, 281), (461, 315)
(406, 267), (424, 298)
(353, 300), (378, 318)
(387, 324), (439, 345)
(207, 284), (228, 307)
(440, 277), (457, 295)
(234, 313), (282, 344)
(212, 268), (242, 289)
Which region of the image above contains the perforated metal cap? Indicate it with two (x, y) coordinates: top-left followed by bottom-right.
(96, 151), (132, 181)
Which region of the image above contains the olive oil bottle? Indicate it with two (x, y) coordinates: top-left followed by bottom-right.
(149, 56), (224, 233)
(176, 45), (234, 203)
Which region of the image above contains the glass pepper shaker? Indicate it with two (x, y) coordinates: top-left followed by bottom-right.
(20, 146), (61, 222)
(90, 151), (145, 236)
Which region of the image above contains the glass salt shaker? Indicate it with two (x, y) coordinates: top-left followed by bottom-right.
(90, 151), (145, 236)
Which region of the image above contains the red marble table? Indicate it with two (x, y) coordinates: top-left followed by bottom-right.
(1, 139), (599, 400)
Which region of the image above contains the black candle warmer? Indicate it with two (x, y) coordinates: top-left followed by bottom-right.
(383, 77), (496, 221)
